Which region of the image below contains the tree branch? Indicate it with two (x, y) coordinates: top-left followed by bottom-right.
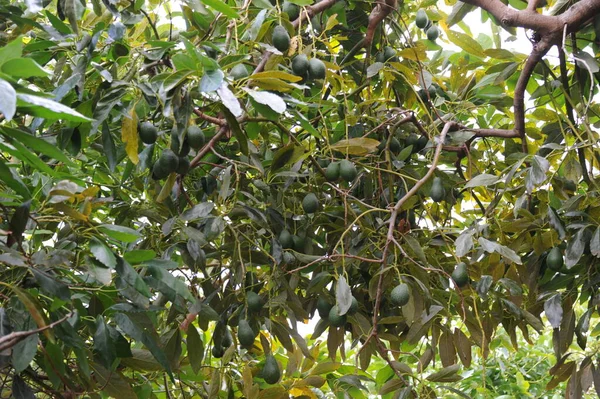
(189, 125), (229, 169)
(0, 312), (72, 353)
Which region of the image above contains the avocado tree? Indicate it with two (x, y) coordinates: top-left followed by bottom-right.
(1, 0), (600, 397)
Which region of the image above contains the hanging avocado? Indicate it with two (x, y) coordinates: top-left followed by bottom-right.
(272, 25), (290, 53)
(430, 176), (445, 203)
(390, 283), (410, 306)
(452, 262), (469, 288)
(262, 354), (281, 384)
(416, 9), (429, 29)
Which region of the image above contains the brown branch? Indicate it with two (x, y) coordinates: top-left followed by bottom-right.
(365, 0), (397, 46)
(189, 125), (229, 169)
(193, 109), (226, 126)
(0, 312), (72, 352)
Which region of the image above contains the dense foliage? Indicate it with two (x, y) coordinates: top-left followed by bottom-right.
(1, 0), (600, 397)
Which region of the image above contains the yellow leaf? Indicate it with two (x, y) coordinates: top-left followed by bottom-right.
(290, 387), (317, 399)
(122, 108), (139, 165)
(251, 71), (302, 82)
(330, 138), (380, 156)
(81, 186), (100, 198)
(53, 203), (88, 221)
(156, 173), (176, 203)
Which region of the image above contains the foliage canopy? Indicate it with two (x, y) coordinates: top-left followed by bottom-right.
(1, 0), (600, 397)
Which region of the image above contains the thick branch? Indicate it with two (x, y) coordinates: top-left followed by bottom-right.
(365, 0), (397, 46)
(189, 125), (229, 169)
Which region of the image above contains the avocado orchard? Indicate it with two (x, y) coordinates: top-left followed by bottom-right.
(1, 0), (600, 397)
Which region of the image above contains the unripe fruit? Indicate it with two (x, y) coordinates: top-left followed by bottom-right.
(416, 9), (429, 29)
(426, 25), (440, 41)
(302, 193), (319, 213)
(187, 126), (205, 149)
(452, 262), (469, 288)
(390, 283), (410, 306)
(272, 25), (290, 53)
(292, 54), (309, 76)
(430, 176), (445, 203)
(308, 58), (326, 80)
(328, 305), (347, 327)
(339, 159), (358, 182)
(139, 122), (158, 144)
(325, 161), (340, 181)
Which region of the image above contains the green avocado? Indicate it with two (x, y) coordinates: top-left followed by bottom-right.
(292, 235), (305, 252)
(547, 247), (564, 271)
(282, 251), (296, 264)
(247, 291), (264, 313)
(339, 159), (357, 182)
(237, 319), (256, 347)
(212, 344), (224, 358)
(390, 137), (402, 154)
(348, 296), (359, 314)
(230, 63), (250, 80)
(416, 9), (428, 29)
(406, 133), (419, 151)
(426, 25), (439, 41)
(452, 262), (469, 288)
(187, 126), (206, 150)
(383, 46), (397, 61)
(317, 297), (333, 319)
(390, 283), (410, 306)
(308, 58), (326, 80)
(375, 52), (385, 63)
(282, 1), (300, 21)
(272, 25), (291, 53)
(302, 193), (319, 214)
(325, 161), (340, 181)
(328, 305), (347, 327)
(139, 122), (158, 145)
(152, 162), (170, 180)
(159, 149), (180, 173)
(176, 156), (190, 175)
(279, 229), (294, 249)
(222, 327), (233, 348)
(292, 54), (309, 76)
(430, 176), (445, 203)
(262, 354), (281, 384)
(171, 134), (191, 157)
(416, 134), (428, 152)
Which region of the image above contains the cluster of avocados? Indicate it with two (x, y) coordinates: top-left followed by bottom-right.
(138, 122), (206, 180)
(375, 46), (398, 63)
(291, 53), (326, 81)
(415, 9), (439, 42)
(324, 159), (358, 182)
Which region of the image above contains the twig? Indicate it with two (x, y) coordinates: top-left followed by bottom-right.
(0, 312), (72, 352)
(189, 125), (230, 169)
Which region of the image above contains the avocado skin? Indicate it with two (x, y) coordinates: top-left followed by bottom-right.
(262, 354), (281, 384)
(452, 262), (469, 287)
(272, 25), (291, 53)
(390, 283), (410, 306)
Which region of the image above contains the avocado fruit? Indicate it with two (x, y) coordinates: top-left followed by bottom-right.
(426, 25), (439, 41)
(279, 229), (294, 249)
(247, 291), (264, 313)
(390, 283), (410, 306)
(302, 193), (319, 213)
(416, 9), (428, 29)
(339, 159), (357, 182)
(139, 122), (158, 144)
(308, 58), (326, 80)
(176, 156), (190, 175)
(187, 126), (205, 149)
(230, 64), (250, 80)
(452, 262), (469, 288)
(262, 354), (281, 384)
(328, 305), (347, 327)
(237, 319), (256, 347)
(383, 46), (397, 62)
(292, 54), (309, 76)
(292, 235), (305, 252)
(430, 176), (445, 203)
(325, 161), (340, 181)
(222, 327), (233, 348)
(272, 25), (291, 53)
(282, 1), (300, 21)
(171, 134), (191, 157)
(317, 297), (333, 318)
(212, 344), (224, 358)
(348, 296), (359, 314)
(547, 247), (564, 271)
(152, 149), (179, 179)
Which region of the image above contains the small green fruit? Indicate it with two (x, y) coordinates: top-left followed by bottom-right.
(272, 25), (291, 53)
(452, 262), (469, 288)
(317, 297), (333, 319)
(375, 52), (385, 63)
(237, 319), (256, 347)
(415, 9), (429, 29)
(308, 58), (326, 80)
(390, 283), (410, 306)
(222, 328), (233, 348)
(176, 156), (190, 175)
(406, 133), (419, 151)
(416, 135), (428, 152)
(430, 176), (445, 203)
(279, 229), (294, 249)
(302, 193), (319, 214)
(171, 134), (191, 157)
(139, 122), (158, 144)
(247, 291), (264, 313)
(187, 126), (206, 150)
(325, 161), (340, 181)
(426, 25), (440, 41)
(547, 247), (564, 271)
(348, 296), (359, 314)
(282, 1), (300, 20)
(339, 159), (358, 182)
(262, 354), (281, 384)
(383, 46), (396, 61)
(230, 64), (250, 80)
(328, 305), (347, 327)
(212, 344), (224, 358)
(292, 54), (309, 76)
(292, 235), (305, 252)
(152, 162), (170, 180)
(157, 149), (179, 174)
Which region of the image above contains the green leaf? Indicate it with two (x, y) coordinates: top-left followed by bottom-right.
(446, 30), (486, 57)
(270, 144), (304, 172)
(478, 237), (522, 264)
(0, 127), (76, 167)
(0, 78), (16, 121)
(565, 227), (588, 269)
(1, 58), (50, 78)
(123, 250), (156, 264)
(201, 0), (239, 19)
(0, 159), (31, 199)
(30, 268), (71, 301)
(426, 364), (462, 382)
(115, 257), (151, 298)
(186, 325), (204, 374)
(91, 363), (137, 399)
(16, 93), (92, 122)
(335, 276), (352, 315)
(0, 38), (23, 67)
(101, 122), (118, 172)
(199, 69), (224, 92)
(0, 282), (53, 342)
(98, 224), (142, 243)
(464, 173), (499, 188)
(12, 374), (36, 399)
(94, 316), (116, 368)
(181, 202), (215, 221)
(90, 237), (117, 268)
(447, 2), (476, 27)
